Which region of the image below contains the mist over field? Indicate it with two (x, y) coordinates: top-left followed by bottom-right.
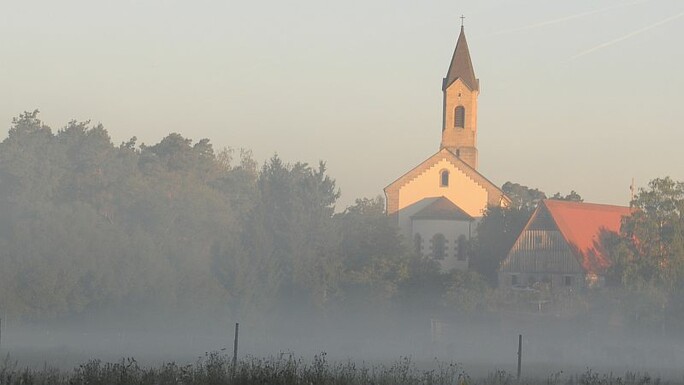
(3, 307), (684, 379)
(0, 112), (684, 382)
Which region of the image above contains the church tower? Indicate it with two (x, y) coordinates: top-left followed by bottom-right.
(441, 25), (479, 170)
(384, 22), (510, 271)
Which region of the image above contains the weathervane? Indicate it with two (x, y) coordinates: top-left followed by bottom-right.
(460, 15), (465, 27)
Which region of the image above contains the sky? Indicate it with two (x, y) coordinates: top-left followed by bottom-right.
(1, 0), (683, 209)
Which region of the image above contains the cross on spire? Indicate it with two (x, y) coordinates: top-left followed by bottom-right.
(460, 15), (465, 27)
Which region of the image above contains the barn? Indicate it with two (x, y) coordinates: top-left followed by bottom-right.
(499, 199), (631, 292)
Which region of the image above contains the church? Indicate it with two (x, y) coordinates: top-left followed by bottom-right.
(384, 25), (510, 271)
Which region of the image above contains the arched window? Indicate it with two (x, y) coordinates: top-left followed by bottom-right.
(456, 235), (468, 261)
(432, 233), (446, 260)
(454, 106), (465, 128)
(440, 170), (449, 187)
(414, 233), (423, 255)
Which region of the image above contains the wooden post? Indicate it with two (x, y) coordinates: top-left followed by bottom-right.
(232, 322), (239, 375)
(517, 334), (522, 381)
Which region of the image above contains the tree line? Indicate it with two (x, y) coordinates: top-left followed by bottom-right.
(0, 111), (437, 322)
(1, 111), (683, 329)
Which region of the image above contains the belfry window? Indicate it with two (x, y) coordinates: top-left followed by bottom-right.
(440, 170), (449, 187)
(454, 106), (465, 128)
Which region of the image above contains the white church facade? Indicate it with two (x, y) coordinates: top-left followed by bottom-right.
(384, 26), (510, 271)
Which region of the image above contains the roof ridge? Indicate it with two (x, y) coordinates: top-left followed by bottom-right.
(543, 199), (630, 211)
(411, 196), (474, 221)
(384, 148), (509, 203)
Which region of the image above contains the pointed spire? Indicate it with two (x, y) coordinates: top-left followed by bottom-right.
(443, 25), (479, 91)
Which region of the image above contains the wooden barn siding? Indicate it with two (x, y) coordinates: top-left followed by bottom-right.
(501, 230), (582, 273)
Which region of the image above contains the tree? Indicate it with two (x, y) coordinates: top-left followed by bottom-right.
(235, 156), (341, 310)
(470, 205), (530, 285)
(334, 196), (408, 308)
(616, 177), (684, 290)
(603, 177), (684, 327)
(443, 269), (491, 314)
(0, 112), (243, 319)
(550, 190), (583, 202)
(501, 181), (546, 212)
(471, 182), (546, 285)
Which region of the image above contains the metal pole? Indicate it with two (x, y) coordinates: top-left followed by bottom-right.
(232, 322), (239, 374)
(517, 334), (522, 381)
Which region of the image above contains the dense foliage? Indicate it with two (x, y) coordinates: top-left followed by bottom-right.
(604, 177), (684, 327)
(3, 111), (683, 330)
(0, 112), (451, 322)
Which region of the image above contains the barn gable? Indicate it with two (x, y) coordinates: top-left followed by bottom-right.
(500, 203), (583, 276)
(500, 200), (631, 290)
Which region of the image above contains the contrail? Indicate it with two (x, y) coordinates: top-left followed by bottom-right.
(571, 10), (684, 60)
(489, 0), (650, 36)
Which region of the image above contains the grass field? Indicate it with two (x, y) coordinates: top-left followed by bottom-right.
(0, 352), (674, 385)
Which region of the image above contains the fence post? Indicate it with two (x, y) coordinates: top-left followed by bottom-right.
(232, 322), (239, 375)
(517, 334), (522, 381)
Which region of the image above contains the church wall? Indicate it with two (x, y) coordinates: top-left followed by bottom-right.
(396, 198), (435, 239)
(397, 158), (488, 218)
(412, 218), (471, 271)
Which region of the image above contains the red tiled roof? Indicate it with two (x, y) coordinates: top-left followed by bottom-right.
(411, 197), (474, 221)
(542, 200), (632, 274)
